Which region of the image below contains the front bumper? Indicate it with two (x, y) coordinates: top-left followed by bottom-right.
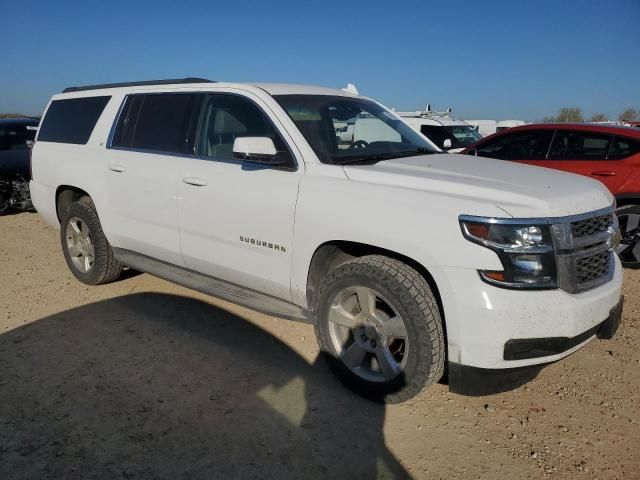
(448, 296), (623, 395)
(504, 295), (622, 360)
(430, 253), (623, 370)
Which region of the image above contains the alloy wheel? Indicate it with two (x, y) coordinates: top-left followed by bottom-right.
(65, 217), (95, 273)
(327, 286), (409, 383)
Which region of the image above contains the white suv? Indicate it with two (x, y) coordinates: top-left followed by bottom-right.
(31, 78), (623, 402)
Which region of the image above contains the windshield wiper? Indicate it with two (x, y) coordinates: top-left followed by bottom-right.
(336, 148), (435, 165)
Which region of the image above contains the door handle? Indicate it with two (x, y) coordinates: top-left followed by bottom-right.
(182, 176), (208, 187)
(108, 164), (126, 173)
(591, 170), (616, 177)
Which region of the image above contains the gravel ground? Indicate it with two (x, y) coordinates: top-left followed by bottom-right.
(0, 211), (638, 479)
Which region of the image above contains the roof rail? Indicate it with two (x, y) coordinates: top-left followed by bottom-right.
(62, 77), (215, 93)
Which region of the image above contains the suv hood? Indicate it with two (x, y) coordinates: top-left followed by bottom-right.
(342, 154), (613, 218)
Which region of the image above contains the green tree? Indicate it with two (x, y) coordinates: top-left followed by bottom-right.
(618, 108), (638, 122)
(589, 113), (608, 122)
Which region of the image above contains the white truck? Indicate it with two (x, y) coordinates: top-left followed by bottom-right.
(397, 106), (482, 153)
(31, 79), (623, 403)
(466, 119), (527, 137)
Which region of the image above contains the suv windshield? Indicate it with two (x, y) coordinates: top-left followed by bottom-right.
(274, 95), (437, 164)
(420, 124), (482, 149)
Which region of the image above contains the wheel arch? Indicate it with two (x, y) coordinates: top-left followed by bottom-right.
(305, 240), (446, 333)
(55, 185), (91, 221)
(615, 193), (640, 208)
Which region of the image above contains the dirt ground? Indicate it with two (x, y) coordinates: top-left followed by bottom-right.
(0, 211), (638, 479)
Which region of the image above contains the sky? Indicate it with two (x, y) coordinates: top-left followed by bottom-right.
(1, 0), (639, 121)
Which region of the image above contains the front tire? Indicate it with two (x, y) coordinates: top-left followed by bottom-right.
(60, 196), (123, 285)
(314, 255), (445, 403)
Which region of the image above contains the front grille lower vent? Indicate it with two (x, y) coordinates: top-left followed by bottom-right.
(576, 251), (611, 285)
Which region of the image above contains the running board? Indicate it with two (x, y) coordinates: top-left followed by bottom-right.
(113, 248), (311, 323)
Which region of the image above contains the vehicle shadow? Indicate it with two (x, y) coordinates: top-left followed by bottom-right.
(0, 293), (410, 479)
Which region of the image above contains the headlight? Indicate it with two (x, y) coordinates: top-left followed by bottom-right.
(460, 217), (557, 289)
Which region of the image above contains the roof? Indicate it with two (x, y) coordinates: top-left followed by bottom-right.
(498, 122), (640, 138)
(248, 83), (357, 96)
(397, 112), (469, 127)
(55, 79), (358, 99)
(62, 77), (214, 93)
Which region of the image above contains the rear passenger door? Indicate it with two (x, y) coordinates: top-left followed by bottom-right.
(105, 92), (200, 265)
(543, 130), (635, 193)
(177, 92), (303, 301)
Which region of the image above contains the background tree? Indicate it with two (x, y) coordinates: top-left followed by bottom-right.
(589, 113), (608, 122)
(542, 107), (585, 123)
(555, 107), (584, 123)
(0, 113), (34, 119)
(619, 108), (638, 122)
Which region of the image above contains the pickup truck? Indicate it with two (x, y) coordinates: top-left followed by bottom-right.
(30, 79), (623, 402)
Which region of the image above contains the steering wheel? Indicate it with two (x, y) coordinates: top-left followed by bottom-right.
(349, 140), (369, 149)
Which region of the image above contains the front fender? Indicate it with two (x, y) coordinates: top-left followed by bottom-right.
(290, 171), (505, 307)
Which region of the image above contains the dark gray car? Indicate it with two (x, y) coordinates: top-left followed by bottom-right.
(0, 117), (39, 179)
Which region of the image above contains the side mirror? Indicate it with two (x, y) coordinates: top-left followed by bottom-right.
(442, 139), (452, 149)
(232, 137), (285, 165)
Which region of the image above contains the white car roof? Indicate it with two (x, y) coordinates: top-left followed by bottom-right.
(398, 113), (470, 127)
(248, 83), (357, 97)
(52, 80), (358, 100)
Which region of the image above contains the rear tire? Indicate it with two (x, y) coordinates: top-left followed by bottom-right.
(616, 205), (640, 269)
(60, 196), (123, 285)
(314, 255), (445, 403)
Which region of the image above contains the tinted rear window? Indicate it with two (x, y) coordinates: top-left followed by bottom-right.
(38, 96), (110, 144)
(112, 93), (197, 153)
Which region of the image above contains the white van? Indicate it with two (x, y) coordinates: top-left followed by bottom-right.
(397, 107), (482, 153)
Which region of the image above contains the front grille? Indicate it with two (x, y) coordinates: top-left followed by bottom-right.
(553, 207), (616, 294)
(571, 214), (613, 238)
(576, 251), (611, 284)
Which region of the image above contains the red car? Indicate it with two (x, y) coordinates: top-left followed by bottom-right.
(462, 124), (640, 268)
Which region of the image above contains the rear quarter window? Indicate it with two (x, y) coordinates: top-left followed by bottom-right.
(607, 136), (640, 160)
(38, 96), (111, 144)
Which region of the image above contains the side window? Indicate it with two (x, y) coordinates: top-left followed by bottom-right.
(548, 131), (612, 160)
(111, 95), (144, 148)
(38, 96), (110, 144)
(129, 94), (197, 153)
(196, 94), (292, 164)
(607, 136), (640, 160)
(476, 130), (553, 160)
(420, 126), (447, 149)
